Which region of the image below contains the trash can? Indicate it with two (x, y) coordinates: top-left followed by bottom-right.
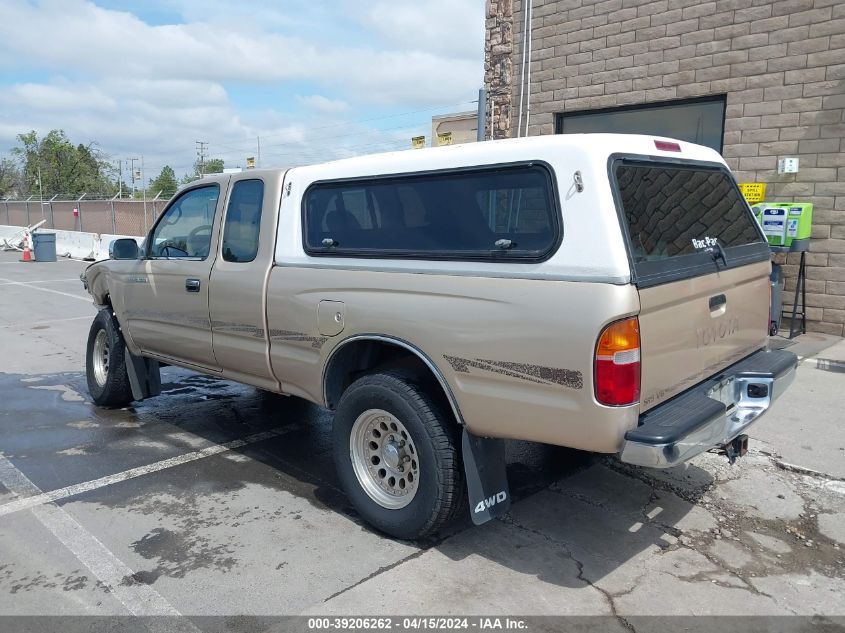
(32, 231), (57, 262)
(769, 263), (783, 336)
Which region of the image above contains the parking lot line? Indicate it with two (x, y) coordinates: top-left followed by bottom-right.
(0, 426), (297, 518)
(0, 453), (197, 624)
(0, 278), (82, 285)
(0, 277), (90, 302)
(0, 315), (92, 329)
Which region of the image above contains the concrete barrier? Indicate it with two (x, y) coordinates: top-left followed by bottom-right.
(0, 225), (143, 261)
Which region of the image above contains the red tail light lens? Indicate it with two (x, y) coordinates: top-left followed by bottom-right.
(595, 317), (641, 406)
(654, 140), (681, 152)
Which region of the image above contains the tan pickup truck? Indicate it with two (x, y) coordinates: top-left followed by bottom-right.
(82, 134), (797, 539)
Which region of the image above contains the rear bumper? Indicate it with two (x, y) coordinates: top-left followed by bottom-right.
(620, 348), (798, 468)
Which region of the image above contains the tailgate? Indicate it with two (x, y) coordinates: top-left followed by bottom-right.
(638, 261), (769, 410)
(611, 157), (771, 412)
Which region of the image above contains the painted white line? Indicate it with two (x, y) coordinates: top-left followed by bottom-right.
(0, 426), (295, 518)
(0, 277), (91, 302)
(0, 315), (92, 329)
(0, 278), (81, 285)
(0, 454), (196, 624)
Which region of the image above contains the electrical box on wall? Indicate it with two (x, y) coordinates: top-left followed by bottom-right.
(777, 157), (799, 174)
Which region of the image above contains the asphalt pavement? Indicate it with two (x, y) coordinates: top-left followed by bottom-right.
(0, 250), (843, 627)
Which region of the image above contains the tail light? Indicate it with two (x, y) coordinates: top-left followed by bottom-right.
(654, 140), (681, 152)
(595, 317), (641, 406)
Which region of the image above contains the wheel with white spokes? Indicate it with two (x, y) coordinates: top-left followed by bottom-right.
(86, 309), (133, 407)
(333, 371), (464, 540)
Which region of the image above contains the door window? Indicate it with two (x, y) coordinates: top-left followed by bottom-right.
(221, 180), (264, 263)
(149, 185), (220, 258)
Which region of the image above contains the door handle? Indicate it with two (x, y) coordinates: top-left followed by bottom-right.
(185, 278), (201, 293)
(709, 294), (726, 310)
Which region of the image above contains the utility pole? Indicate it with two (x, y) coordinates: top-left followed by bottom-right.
(127, 157), (139, 197)
(196, 141), (208, 177)
(256, 136), (261, 169)
(141, 156), (148, 232)
(117, 159), (123, 198)
(36, 164), (45, 219)
(476, 87), (487, 142)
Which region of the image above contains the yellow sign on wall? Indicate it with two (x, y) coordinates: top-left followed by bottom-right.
(738, 182), (766, 204)
(411, 136), (426, 149)
(436, 132), (453, 146)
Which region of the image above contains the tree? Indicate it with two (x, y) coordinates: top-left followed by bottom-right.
(181, 157), (225, 184)
(149, 166), (178, 198)
(0, 158), (22, 198)
(11, 130), (117, 198)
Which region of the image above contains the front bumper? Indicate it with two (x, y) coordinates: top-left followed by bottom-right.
(620, 348), (798, 468)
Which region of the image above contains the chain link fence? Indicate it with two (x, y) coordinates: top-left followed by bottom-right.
(1, 198), (170, 236)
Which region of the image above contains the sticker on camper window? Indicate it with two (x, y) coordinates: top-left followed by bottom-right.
(691, 236), (718, 250)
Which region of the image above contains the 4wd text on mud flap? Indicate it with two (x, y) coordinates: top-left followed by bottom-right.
(474, 490), (507, 514)
(697, 317), (740, 348)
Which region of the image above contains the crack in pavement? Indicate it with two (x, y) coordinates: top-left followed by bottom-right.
(501, 515), (637, 632)
(321, 547), (430, 604)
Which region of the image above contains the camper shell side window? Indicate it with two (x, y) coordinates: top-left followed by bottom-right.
(302, 162), (562, 262)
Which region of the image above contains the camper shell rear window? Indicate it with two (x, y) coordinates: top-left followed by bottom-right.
(302, 163), (561, 262)
(610, 156), (769, 287)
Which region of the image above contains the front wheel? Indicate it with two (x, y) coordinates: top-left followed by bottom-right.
(333, 371), (464, 540)
(86, 309), (133, 407)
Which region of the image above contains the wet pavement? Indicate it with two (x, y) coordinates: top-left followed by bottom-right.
(0, 251), (844, 624)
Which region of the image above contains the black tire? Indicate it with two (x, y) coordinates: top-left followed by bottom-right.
(333, 371), (464, 540)
(86, 309), (134, 407)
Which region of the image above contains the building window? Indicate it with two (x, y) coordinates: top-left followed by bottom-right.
(556, 96), (727, 153)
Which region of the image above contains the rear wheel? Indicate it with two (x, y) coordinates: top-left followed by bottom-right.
(333, 371), (463, 540)
(86, 309), (133, 407)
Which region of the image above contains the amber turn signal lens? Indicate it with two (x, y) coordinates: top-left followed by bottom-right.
(595, 317), (641, 407)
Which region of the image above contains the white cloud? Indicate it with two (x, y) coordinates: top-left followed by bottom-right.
(364, 0), (484, 60)
(0, 83), (117, 112)
(0, 0), (484, 177)
(297, 95), (350, 114)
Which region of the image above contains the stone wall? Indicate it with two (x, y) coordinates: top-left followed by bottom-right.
(491, 0), (845, 334)
(485, 0), (515, 140)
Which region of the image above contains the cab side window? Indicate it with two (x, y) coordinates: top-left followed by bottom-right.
(149, 185), (220, 258)
(222, 179), (264, 263)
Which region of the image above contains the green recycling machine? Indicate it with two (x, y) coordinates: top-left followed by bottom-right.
(751, 202), (813, 338)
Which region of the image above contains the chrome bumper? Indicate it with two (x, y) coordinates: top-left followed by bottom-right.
(620, 349), (798, 469)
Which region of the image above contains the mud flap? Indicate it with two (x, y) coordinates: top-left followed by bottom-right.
(462, 429), (510, 525)
(125, 346), (161, 401)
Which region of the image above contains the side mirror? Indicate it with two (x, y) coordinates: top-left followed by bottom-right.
(110, 238), (140, 260)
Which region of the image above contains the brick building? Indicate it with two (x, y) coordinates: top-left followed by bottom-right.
(484, 0), (845, 334)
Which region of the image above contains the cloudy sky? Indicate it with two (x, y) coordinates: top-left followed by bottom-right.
(0, 0), (484, 184)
